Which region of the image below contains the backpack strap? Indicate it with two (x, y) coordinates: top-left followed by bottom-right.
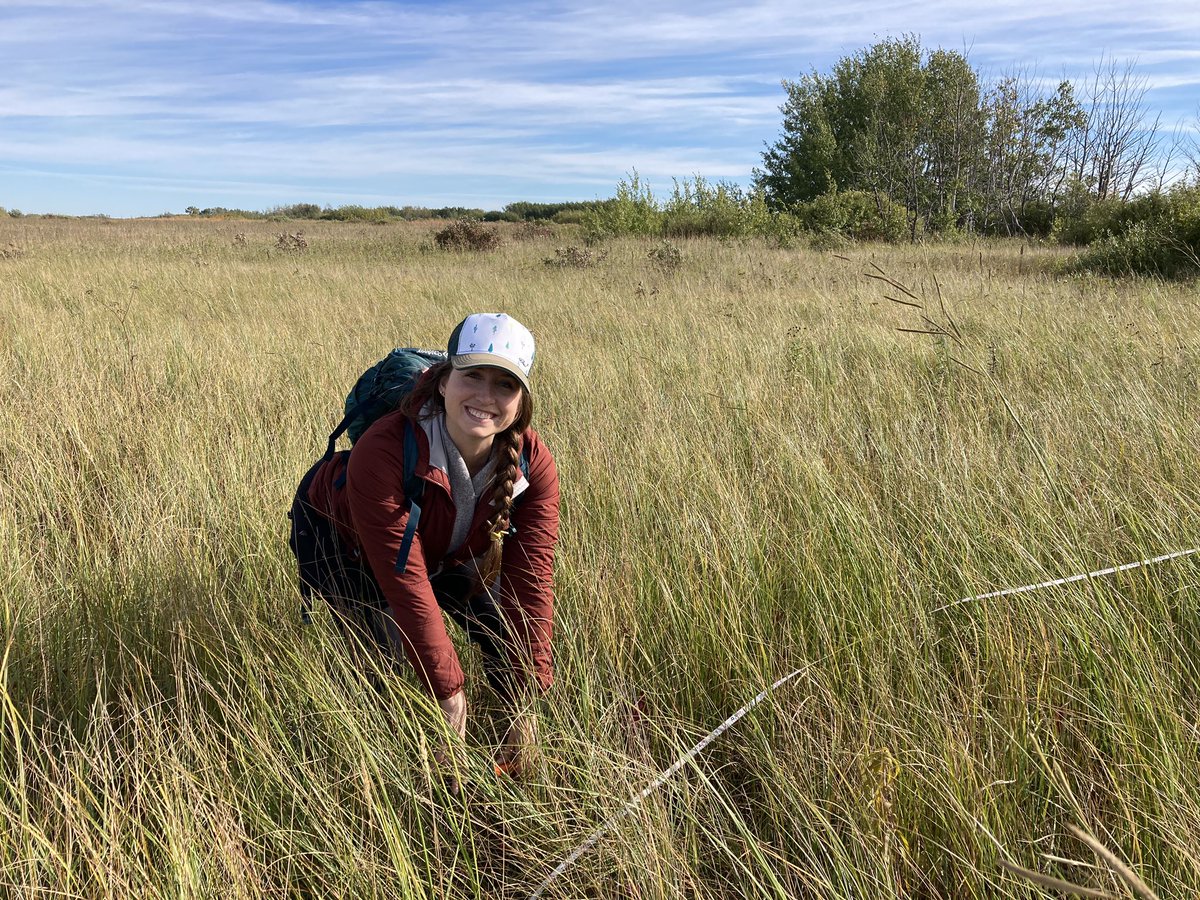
(324, 416), (352, 462)
(395, 433), (530, 565)
(329, 418), (428, 576)
(324, 393), (372, 461)
(394, 417), (426, 575)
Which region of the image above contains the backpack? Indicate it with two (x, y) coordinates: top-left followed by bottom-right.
(321, 348), (445, 580)
(324, 347), (448, 460)
(323, 346), (529, 579)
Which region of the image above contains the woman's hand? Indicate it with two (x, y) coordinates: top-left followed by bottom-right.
(438, 689), (468, 739)
(497, 709), (538, 776)
(433, 690), (468, 795)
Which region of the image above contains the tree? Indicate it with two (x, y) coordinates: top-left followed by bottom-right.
(1068, 57), (1162, 201)
(842, 35), (928, 236)
(920, 49), (985, 230)
(976, 74), (1084, 235)
(759, 39), (1164, 240)
(757, 36), (983, 237)
(757, 71), (843, 208)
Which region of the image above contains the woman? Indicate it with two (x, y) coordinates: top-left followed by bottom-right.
(289, 313), (559, 773)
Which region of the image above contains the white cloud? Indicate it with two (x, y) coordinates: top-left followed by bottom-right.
(2, 0), (1197, 214)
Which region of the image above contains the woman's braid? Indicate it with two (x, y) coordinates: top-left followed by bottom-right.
(477, 426), (522, 589)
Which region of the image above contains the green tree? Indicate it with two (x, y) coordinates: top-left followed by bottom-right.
(757, 36), (983, 237)
(977, 75), (1084, 235)
(841, 35), (928, 232)
(920, 49), (985, 231)
(757, 71), (843, 208)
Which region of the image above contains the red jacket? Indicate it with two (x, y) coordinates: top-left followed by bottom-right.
(306, 408), (560, 700)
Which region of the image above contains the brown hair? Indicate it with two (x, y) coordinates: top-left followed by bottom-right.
(401, 362), (534, 591)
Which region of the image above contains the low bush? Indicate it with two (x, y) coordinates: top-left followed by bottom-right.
(551, 209), (589, 226)
(795, 190), (908, 242)
(275, 232), (308, 252)
(647, 239), (683, 271)
(544, 245), (607, 268)
(1052, 193), (1168, 246)
(582, 173), (664, 241)
(433, 220), (501, 252)
(272, 203), (323, 220)
(662, 177), (771, 239)
(1072, 184), (1200, 278)
(322, 205), (388, 223)
(511, 222), (557, 242)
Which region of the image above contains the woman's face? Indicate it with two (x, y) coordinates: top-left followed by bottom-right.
(440, 366), (523, 452)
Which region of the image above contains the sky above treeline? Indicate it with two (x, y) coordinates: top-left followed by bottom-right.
(2, 0), (1198, 217)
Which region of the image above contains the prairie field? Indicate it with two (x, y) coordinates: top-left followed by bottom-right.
(2, 216), (1199, 898)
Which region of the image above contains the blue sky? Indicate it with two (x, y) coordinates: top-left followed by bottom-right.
(2, 0), (1197, 217)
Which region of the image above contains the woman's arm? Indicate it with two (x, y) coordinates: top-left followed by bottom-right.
(345, 429), (466, 700)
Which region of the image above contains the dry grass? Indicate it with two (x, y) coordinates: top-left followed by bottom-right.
(1, 216), (1197, 898)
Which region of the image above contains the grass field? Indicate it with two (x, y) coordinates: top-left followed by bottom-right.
(2, 216), (1199, 898)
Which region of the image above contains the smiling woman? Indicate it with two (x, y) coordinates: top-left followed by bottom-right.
(287, 313), (558, 777)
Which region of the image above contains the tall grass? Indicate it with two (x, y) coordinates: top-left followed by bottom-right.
(2, 217), (1199, 897)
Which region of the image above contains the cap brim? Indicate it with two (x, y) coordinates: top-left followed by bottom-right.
(450, 353), (530, 390)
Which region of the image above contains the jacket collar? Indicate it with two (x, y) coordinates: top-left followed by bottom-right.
(418, 406), (529, 499)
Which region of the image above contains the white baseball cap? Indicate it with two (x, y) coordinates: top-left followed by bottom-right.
(447, 313), (536, 390)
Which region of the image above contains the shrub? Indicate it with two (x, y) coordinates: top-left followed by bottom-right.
(552, 209), (589, 225)
(322, 205), (388, 223)
(275, 232), (308, 252)
(434, 219), (501, 251)
(581, 172), (817, 242)
(512, 222), (556, 241)
(386, 206), (435, 221)
(504, 200), (602, 221)
(271, 203), (323, 219)
(190, 207), (256, 219)
(795, 190), (908, 242)
(1054, 196), (1151, 246)
(647, 239), (683, 271)
(1014, 199), (1057, 239)
(430, 207), (488, 220)
(544, 245), (607, 268)
(583, 171), (664, 241)
(1072, 183), (1200, 278)
(662, 177), (746, 237)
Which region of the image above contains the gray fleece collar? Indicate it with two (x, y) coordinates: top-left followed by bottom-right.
(418, 404), (530, 500)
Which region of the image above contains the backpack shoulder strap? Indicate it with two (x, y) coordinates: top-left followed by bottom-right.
(394, 417), (426, 575)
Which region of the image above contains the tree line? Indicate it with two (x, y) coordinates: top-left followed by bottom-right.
(166, 201), (607, 224)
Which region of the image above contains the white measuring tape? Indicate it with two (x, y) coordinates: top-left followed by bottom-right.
(933, 546), (1200, 613)
(530, 544), (1198, 897)
(527, 665), (810, 899)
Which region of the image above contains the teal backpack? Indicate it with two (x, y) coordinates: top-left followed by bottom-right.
(325, 347), (447, 461)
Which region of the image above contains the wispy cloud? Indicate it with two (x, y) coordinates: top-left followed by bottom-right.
(1, 0), (1196, 214)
